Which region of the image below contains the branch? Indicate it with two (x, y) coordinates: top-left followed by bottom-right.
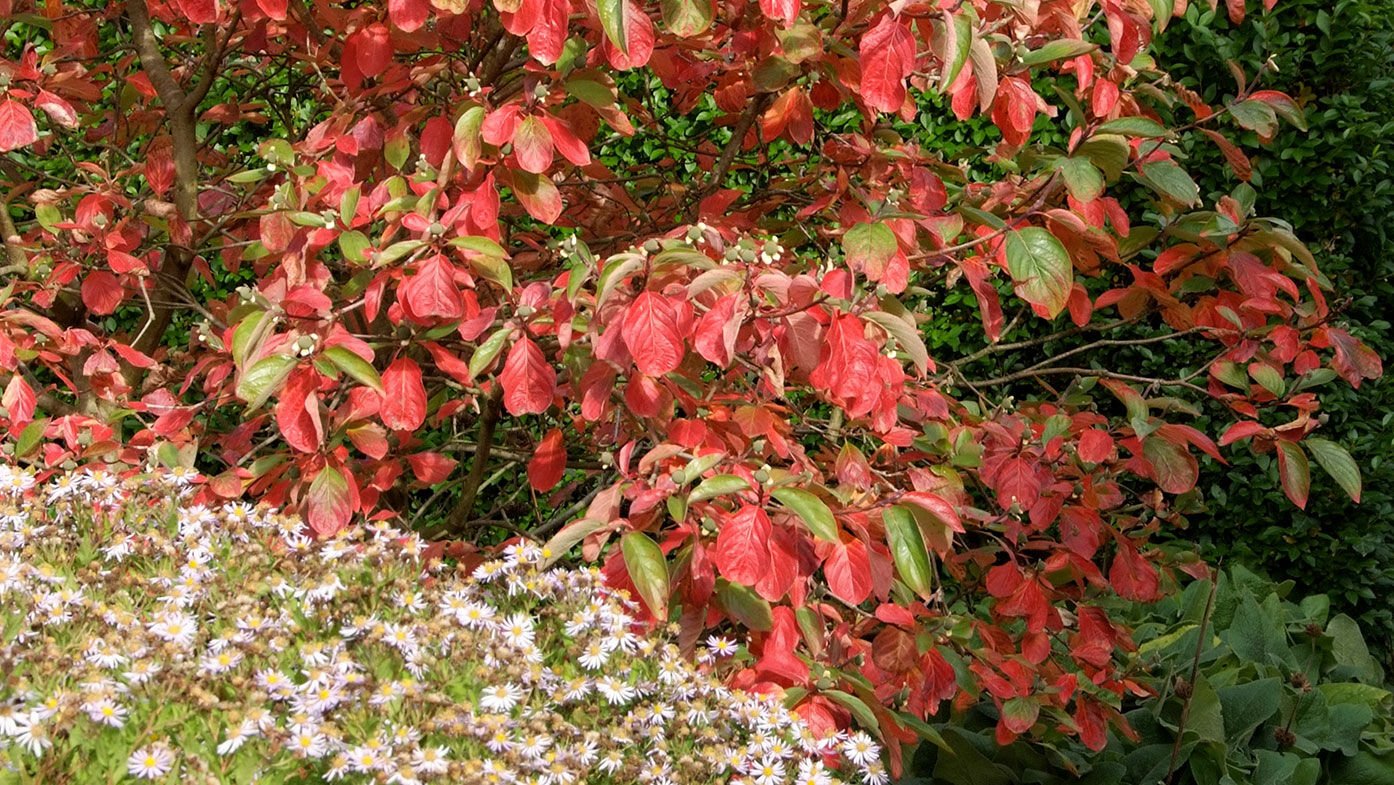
(126, 0), (187, 109)
(966, 366), (1210, 396)
(443, 389), (504, 535)
(686, 92), (773, 220)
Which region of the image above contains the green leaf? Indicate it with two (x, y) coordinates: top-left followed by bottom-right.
(230, 309), (275, 371)
(337, 230), (372, 264)
(1229, 99), (1279, 137)
(1304, 438), (1362, 503)
(1217, 677), (1282, 743)
(1225, 592), (1290, 666)
(688, 474), (750, 503)
(771, 488), (838, 542)
(1004, 227), (1072, 318)
(938, 10), (972, 93)
(542, 518), (607, 566)
(883, 505), (935, 600)
(716, 579), (773, 631)
(842, 222), (897, 272)
(1059, 157), (1104, 201)
(468, 328), (511, 379)
(1140, 161), (1201, 206)
(621, 532), (669, 618)
(1020, 39), (1097, 66)
(659, 0), (711, 36)
(598, 0), (628, 54)
(235, 354), (296, 412)
(14, 417), (48, 458)
(823, 690), (880, 735)
(1096, 116), (1168, 137)
(863, 310), (931, 374)
(321, 347), (383, 393)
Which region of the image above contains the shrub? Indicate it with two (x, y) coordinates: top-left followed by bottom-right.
(0, 469), (882, 785)
(904, 565), (1394, 784)
(0, 0), (1379, 770)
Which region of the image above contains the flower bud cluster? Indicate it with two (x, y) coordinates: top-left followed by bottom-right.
(0, 468), (882, 785)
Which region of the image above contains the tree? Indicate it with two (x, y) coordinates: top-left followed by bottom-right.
(0, 0), (1377, 773)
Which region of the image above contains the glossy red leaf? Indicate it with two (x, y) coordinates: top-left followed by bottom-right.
(859, 15), (915, 113)
(621, 291), (686, 376)
(527, 428), (567, 491)
(381, 358), (428, 431)
(711, 505), (772, 587)
(500, 336), (556, 415)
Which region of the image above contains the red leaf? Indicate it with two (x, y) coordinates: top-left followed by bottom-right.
(407, 451), (458, 484)
(994, 456), (1043, 510)
(388, 0), (428, 31)
(872, 626), (918, 673)
(500, 336), (556, 415)
(81, 271), (124, 315)
(255, 0), (287, 20)
(381, 358), (428, 431)
(758, 0), (800, 26)
(350, 24), (392, 78)
(1142, 435), (1198, 495)
(1078, 429), (1113, 463)
(512, 116), (555, 174)
(859, 15), (915, 113)
(527, 428), (567, 491)
(399, 255), (464, 323)
(34, 90), (78, 129)
(175, 0), (219, 24)
(601, 0), (656, 70)
(824, 538), (872, 605)
(275, 368), (324, 453)
(1275, 440), (1310, 509)
(622, 291), (686, 376)
(756, 606), (809, 683)
(306, 464), (357, 536)
(1109, 543), (1160, 601)
(540, 114), (591, 166)
(694, 294), (742, 367)
(711, 505), (773, 587)
(511, 171), (563, 224)
(2, 374), (37, 425)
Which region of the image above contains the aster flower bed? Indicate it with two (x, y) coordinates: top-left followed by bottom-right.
(0, 469), (883, 785)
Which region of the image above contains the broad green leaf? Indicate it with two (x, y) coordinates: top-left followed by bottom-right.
(1077, 134), (1130, 181)
(230, 309), (275, 371)
(1141, 161), (1201, 206)
(1096, 116), (1168, 137)
(1020, 39), (1097, 66)
(322, 347), (383, 393)
(688, 474), (750, 503)
(1229, 99), (1278, 137)
(598, 0), (627, 54)
(938, 9), (973, 93)
(468, 328), (511, 379)
(716, 579), (773, 631)
(453, 105), (486, 170)
(14, 417), (47, 458)
(771, 488), (838, 542)
(863, 310), (930, 374)
(1304, 437), (1362, 503)
(823, 690), (881, 735)
(235, 354), (296, 412)
(883, 505), (935, 600)
(542, 518), (607, 566)
(337, 230), (372, 264)
(1058, 157), (1104, 201)
(621, 532), (669, 618)
(1004, 227), (1072, 318)
(660, 0), (711, 36)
